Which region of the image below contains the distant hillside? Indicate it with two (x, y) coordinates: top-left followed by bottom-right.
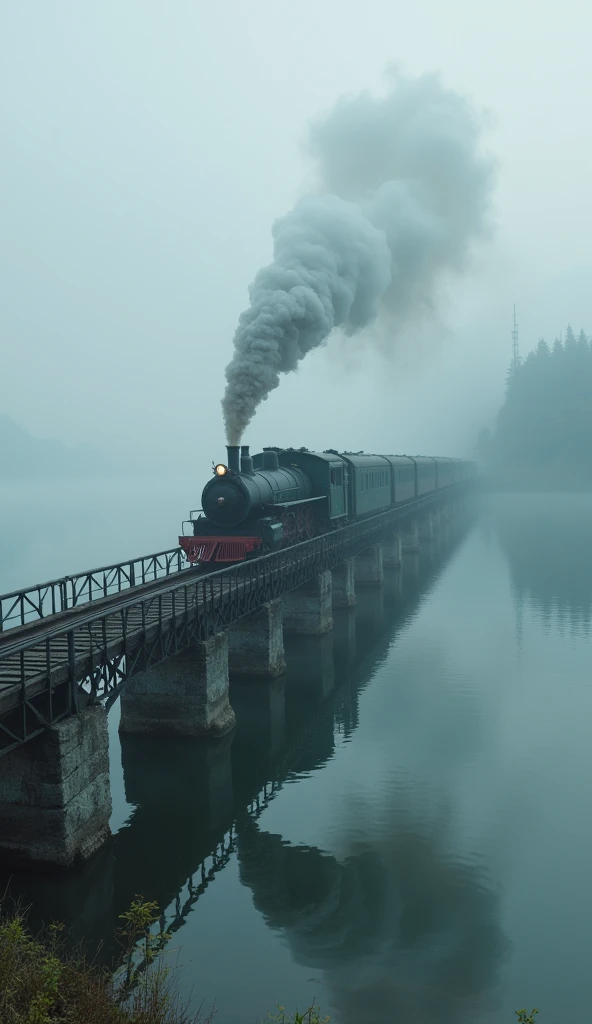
(0, 414), (109, 479)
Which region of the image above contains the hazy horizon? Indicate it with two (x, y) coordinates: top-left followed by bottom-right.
(2, 1), (591, 467)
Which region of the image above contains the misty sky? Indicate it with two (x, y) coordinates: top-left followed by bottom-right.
(2, 1), (591, 470)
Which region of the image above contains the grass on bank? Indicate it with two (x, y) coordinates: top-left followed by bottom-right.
(0, 897), (329, 1024)
(0, 895), (542, 1024)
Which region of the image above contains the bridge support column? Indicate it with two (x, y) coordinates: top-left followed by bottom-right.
(401, 520), (420, 553)
(228, 600), (285, 678)
(332, 559), (356, 608)
(382, 533), (402, 569)
(418, 512), (434, 541)
(0, 705), (111, 869)
(119, 634), (235, 738)
(283, 571), (333, 635)
(355, 544), (384, 586)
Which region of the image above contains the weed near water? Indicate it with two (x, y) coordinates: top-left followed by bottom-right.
(0, 897), (210, 1024)
(0, 896), (544, 1024)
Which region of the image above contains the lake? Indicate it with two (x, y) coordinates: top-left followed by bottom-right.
(2, 482), (591, 1023)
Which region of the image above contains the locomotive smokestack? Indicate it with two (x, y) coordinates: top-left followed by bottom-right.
(227, 445), (240, 474)
(240, 444), (254, 475)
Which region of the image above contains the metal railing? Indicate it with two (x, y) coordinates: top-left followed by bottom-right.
(0, 547), (188, 633)
(0, 484), (470, 755)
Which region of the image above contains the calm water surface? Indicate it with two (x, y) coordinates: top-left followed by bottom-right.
(2, 483), (592, 1023)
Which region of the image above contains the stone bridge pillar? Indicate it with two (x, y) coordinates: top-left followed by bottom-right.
(382, 533), (402, 569)
(119, 634), (235, 738)
(283, 571), (333, 635)
(332, 559), (356, 608)
(0, 705), (112, 869)
(418, 512), (434, 542)
(228, 600), (285, 678)
(355, 544), (384, 586)
(401, 520), (420, 553)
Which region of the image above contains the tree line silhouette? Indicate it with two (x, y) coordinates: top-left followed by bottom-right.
(479, 325), (592, 487)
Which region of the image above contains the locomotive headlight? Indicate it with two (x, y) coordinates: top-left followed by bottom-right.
(214, 463), (228, 476)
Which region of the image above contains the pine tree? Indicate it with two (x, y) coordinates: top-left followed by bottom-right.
(488, 323), (592, 486)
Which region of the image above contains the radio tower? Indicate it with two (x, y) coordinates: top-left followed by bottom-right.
(511, 304), (520, 370)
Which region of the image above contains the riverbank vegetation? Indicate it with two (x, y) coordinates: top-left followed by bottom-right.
(0, 897), (328, 1024)
(478, 324), (592, 489)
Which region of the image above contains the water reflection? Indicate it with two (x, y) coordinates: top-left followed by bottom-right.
(114, 733), (235, 922)
(0, 511), (476, 1000)
(494, 495), (592, 635)
(236, 794), (507, 1024)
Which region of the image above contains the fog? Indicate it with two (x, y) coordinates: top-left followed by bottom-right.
(2, 0), (592, 469)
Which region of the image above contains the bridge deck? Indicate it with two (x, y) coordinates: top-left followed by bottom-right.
(0, 487), (457, 754)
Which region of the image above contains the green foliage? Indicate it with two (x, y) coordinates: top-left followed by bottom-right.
(0, 899), (207, 1024)
(117, 895), (172, 995)
(487, 324), (592, 487)
(515, 1010), (539, 1024)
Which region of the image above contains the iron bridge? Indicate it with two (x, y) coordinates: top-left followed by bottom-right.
(0, 486), (464, 756)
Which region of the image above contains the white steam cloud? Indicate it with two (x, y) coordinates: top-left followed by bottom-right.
(222, 70), (493, 444)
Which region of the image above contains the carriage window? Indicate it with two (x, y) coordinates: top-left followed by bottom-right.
(330, 466), (342, 487)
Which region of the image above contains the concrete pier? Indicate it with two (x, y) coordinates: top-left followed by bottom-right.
(283, 571), (333, 635)
(119, 634), (235, 737)
(0, 705), (111, 869)
(355, 543), (384, 586)
(401, 520), (420, 553)
(331, 559), (356, 608)
(418, 513), (434, 541)
(382, 532), (402, 569)
(228, 600), (285, 678)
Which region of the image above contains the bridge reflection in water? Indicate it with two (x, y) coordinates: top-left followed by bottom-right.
(1, 511), (503, 1019)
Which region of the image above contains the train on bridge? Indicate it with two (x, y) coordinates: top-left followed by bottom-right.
(179, 445), (476, 565)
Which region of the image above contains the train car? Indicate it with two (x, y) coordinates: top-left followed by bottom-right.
(338, 454), (392, 518)
(381, 455), (416, 504)
(410, 456), (437, 496)
(434, 457), (454, 490)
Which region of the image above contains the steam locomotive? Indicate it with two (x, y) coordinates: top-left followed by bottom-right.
(178, 442), (475, 569)
(179, 444), (476, 565)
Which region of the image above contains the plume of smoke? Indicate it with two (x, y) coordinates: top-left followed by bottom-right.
(222, 70), (493, 444)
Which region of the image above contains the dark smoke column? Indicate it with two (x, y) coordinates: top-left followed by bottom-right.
(222, 196), (391, 445)
(222, 71), (493, 444)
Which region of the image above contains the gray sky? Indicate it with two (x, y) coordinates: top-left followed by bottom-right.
(2, 0), (591, 471)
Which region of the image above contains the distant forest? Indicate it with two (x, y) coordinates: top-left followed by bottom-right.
(479, 325), (592, 489)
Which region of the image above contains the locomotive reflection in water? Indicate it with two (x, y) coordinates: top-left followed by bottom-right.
(179, 444), (476, 565)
